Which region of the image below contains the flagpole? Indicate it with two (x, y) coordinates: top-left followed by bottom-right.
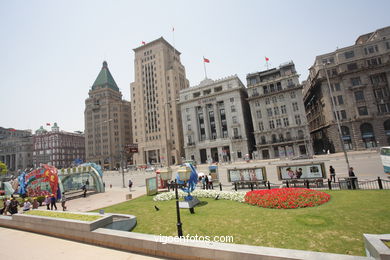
(203, 57), (208, 79)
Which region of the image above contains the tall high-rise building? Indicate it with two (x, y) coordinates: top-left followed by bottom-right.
(247, 62), (312, 159)
(130, 37), (189, 166)
(85, 61), (132, 169)
(303, 26), (390, 154)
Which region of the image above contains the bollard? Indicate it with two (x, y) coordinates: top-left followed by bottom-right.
(234, 182), (237, 191)
(328, 179), (332, 190)
(267, 181), (271, 190)
(219, 183), (222, 191)
(378, 177), (383, 190)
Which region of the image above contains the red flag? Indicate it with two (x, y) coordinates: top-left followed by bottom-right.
(9, 128), (16, 132)
(46, 123), (51, 126)
(142, 41), (146, 45)
(203, 57), (210, 63)
(265, 57), (269, 62)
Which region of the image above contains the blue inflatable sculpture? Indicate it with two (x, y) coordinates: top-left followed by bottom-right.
(176, 163), (198, 201)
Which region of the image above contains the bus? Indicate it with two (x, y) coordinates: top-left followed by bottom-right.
(380, 147), (390, 174)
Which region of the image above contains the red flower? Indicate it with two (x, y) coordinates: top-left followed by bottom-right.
(244, 188), (330, 209)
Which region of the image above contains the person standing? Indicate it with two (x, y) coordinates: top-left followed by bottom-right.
(208, 174), (213, 189)
(9, 198), (18, 214)
(61, 192), (67, 211)
(348, 167), (355, 177)
(50, 194), (57, 210)
(86, 179), (90, 189)
(329, 166), (336, 182)
(204, 175), (209, 190)
(32, 198), (39, 209)
(128, 179), (133, 192)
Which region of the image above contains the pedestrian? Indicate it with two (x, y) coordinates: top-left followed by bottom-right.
(205, 175), (209, 190)
(201, 176), (205, 189)
(61, 192), (67, 211)
(44, 195), (50, 210)
(82, 184), (87, 197)
(50, 194), (57, 210)
(86, 179), (90, 189)
(32, 198), (39, 209)
(348, 167), (355, 177)
(329, 166), (336, 182)
(9, 197), (18, 214)
(0, 198), (7, 215)
(208, 174), (213, 189)
(128, 179), (133, 192)
(23, 199), (31, 212)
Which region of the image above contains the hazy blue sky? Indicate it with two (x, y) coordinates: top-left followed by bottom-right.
(1, 0), (389, 132)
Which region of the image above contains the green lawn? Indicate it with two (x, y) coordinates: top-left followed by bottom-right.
(97, 190), (390, 256)
(26, 210), (102, 221)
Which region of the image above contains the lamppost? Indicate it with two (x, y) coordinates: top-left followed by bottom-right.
(174, 166), (192, 237)
(323, 63), (350, 172)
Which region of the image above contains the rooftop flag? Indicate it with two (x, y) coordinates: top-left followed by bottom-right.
(265, 57), (269, 61)
(203, 57), (210, 63)
(142, 41), (146, 45)
(46, 123), (51, 126)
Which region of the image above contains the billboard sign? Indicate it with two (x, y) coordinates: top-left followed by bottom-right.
(277, 162), (326, 180)
(146, 176), (158, 196)
(227, 167), (267, 182)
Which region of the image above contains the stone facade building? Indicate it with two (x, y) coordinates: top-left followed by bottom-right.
(247, 62), (312, 159)
(303, 26), (390, 154)
(0, 127), (33, 172)
(33, 123), (85, 168)
(179, 76), (254, 164)
(85, 61), (132, 169)
(130, 37), (189, 166)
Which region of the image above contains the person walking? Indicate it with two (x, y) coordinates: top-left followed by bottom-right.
(50, 194), (57, 210)
(208, 174), (213, 189)
(348, 167), (355, 177)
(44, 195), (50, 210)
(61, 192), (67, 211)
(329, 166), (336, 182)
(82, 184), (87, 197)
(205, 175), (209, 190)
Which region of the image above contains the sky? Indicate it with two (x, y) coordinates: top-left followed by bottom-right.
(1, 0), (389, 133)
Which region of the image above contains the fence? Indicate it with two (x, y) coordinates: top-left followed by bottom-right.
(229, 177), (390, 191)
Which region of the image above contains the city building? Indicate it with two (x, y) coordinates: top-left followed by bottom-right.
(33, 123), (85, 168)
(247, 62), (312, 159)
(84, 61), (132, 169)
(130, 37), (189, 166)
(179, 76), (254, 164)
(0, 127), (33, 173)
(303, 26), (390, 154)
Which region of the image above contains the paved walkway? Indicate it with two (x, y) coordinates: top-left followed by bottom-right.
(0, 227), (162, 260)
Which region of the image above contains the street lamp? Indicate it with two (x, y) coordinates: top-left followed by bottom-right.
(174, 165), (192, 237)
(323, 63), (351, 172)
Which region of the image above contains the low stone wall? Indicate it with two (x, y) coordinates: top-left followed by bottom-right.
(0, 212), (373, 260)
(364, 234), (390, 260)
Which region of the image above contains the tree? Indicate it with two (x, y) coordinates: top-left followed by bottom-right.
(0, 161), (7, 175)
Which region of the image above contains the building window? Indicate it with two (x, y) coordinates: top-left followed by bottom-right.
(187, 125), (192, 131)
(230, 97), (234, 102)
(364, 45), (378, 54)
(278, 94), (284, 101)
(265, 98), (270, 104)
(292, 102), (299, 111)
(256, 110), (262, 119)
(337, 95), (344, 105)
(231, 105), (236, 112)
(334, 83), (341, 91)
(355, 91), (365, 101)
(258, 121), (264, 131)
(187, 115), (191, 121)
(340, 110), (347, 119)
(283, 118), (289, 127)
(277, 82), (282, 91)
(290, 91), (296, 98)
(347, 63), (358, 71)
(269, 120), (275, 129)
(367, 57), (382, 66)
(358, 106), (368, 116)
(274, 107), (280, 115)
(351, 77), (361, 86)
(281, 105), (287, 114)
(232, 116), (237, 124)
(263, 86), (269, 94)
(255, 101), (260, 107)
(276, 119), (282, 128)
(344, 50), (355, 59)
(267, 108), (273, 117)
(271, 97), (277, 103)
(295, 115), (301, 125)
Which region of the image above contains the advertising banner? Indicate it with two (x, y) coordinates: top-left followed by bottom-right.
(277, 162), (326, 180)
(146, 177), (158, 196)
(24, 164), (59, 197)
(227, 167), (267, 182)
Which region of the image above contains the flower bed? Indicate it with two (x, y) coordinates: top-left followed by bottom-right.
(153, 190), (246, 202)
(244, 188), (330, 209)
